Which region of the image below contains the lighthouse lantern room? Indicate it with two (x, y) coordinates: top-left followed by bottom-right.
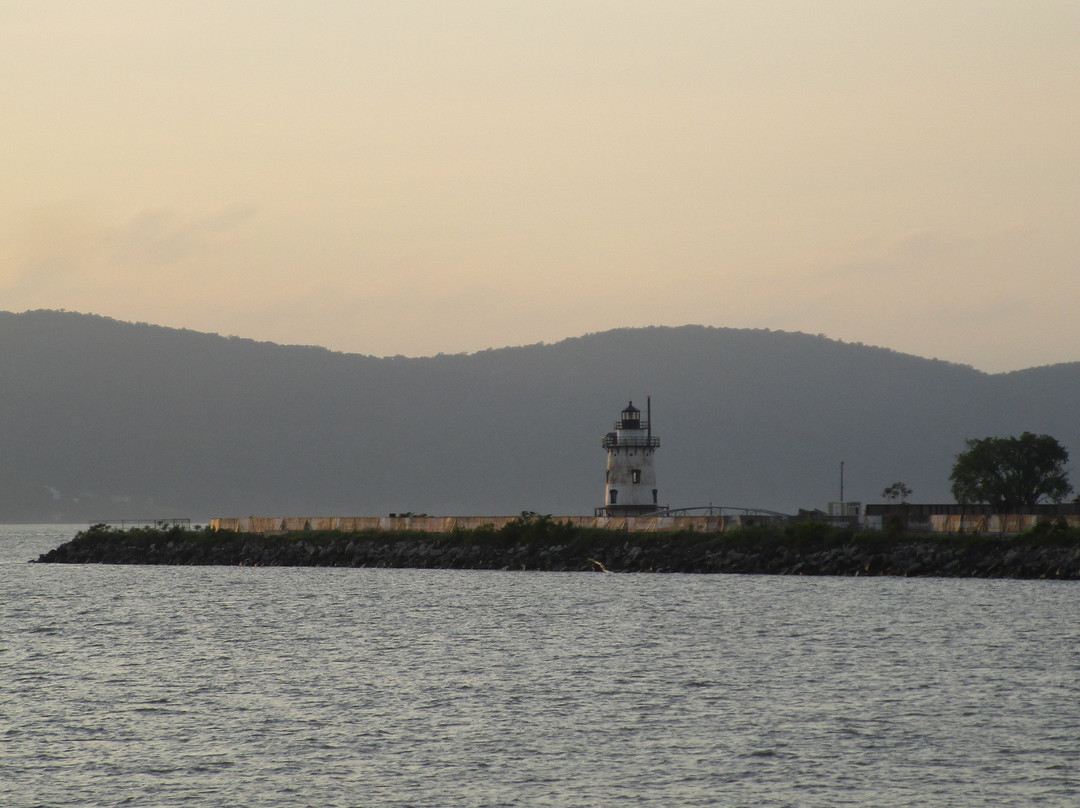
(598, 398), (663, 517)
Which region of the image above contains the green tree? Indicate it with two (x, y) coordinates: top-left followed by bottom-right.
(881, 482), (912, 504)
(949, 433), (1073, 512)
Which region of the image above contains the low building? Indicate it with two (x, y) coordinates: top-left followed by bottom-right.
(865, 502), (1080, 533)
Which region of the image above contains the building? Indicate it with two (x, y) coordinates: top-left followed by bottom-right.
(864, 501), (1080, 533)
(597, 399), (663, 517)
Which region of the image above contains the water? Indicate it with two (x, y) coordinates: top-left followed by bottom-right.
(3, 525), (1079, 807)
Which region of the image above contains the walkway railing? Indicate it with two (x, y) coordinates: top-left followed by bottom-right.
(89, 518), (192, 530)
(647, 506), (792, 519)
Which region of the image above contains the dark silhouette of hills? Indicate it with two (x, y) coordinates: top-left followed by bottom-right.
(2, 309), (1078, 523)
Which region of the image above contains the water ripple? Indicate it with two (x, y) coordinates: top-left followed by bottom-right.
(2, 527), (1079, 806)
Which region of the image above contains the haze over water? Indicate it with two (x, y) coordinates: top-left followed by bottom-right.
(4, 525), (1079, 806)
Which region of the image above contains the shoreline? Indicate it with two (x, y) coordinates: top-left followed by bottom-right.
(34, 521), (1080, 579)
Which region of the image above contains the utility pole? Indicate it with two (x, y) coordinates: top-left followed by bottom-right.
(840, 461), (845, 503)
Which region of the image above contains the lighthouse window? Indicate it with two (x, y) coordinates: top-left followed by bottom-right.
(610, 489), (618, 505)
(631, 469), (641, 484)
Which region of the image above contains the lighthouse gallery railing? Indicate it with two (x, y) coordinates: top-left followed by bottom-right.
(601, 435), (660, 448)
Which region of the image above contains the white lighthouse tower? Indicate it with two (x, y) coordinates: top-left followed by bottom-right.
(598, 398), (662, 516)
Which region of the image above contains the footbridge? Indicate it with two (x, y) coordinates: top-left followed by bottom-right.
(645, 506), (793, 520)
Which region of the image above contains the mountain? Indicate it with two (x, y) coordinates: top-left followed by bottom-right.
(2, 310), (1078, 523)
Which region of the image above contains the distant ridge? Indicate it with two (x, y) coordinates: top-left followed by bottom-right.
(2, 309), (1078, 522)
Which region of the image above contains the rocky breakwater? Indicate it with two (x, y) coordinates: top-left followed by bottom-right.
(33, 520), (1080, 578)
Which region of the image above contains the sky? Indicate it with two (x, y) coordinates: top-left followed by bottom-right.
(3, 1), (1078, 373)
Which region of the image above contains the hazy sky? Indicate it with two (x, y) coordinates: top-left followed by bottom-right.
(3, 2), (1078, 372)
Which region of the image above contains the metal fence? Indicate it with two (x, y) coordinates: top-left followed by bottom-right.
(89, 518), (192, 530)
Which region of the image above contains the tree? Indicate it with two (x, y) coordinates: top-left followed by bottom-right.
(881, 482), (912, 504)
(949, 433), (1073, 512)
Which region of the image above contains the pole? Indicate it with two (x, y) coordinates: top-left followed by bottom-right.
(840, 461), (845, 503)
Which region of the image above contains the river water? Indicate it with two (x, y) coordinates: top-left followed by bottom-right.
(3, 524), (1079, 807)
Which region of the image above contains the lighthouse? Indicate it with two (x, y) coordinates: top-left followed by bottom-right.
(599, 398), (662, 516)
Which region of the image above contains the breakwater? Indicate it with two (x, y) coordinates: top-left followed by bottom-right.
(35, 520), (1080, 578)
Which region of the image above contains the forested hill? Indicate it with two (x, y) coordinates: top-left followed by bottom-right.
(2, 309), (1078, 523)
